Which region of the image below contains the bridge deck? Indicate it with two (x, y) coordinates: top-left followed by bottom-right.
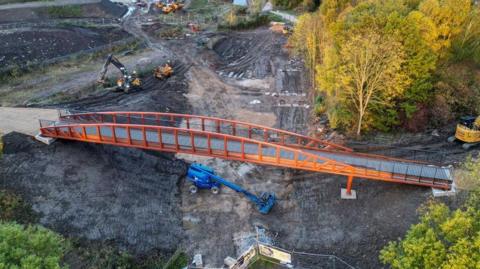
(40, 118), (453, 190)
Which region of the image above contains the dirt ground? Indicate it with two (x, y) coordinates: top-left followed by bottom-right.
(1, 26), (129, 67)
(0, 7), (470, 269)
(0, 1), (126, 23)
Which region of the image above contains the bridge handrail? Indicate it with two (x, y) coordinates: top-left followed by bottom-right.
(39, 121), (452, 189)
(58, 111), (354, 152)
(40, 121), (357, 173)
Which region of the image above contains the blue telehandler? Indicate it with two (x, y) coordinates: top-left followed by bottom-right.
(186, 163), (276, 214)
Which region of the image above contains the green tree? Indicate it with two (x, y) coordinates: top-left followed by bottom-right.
(0, 222), (68, 269)
(379, 190), (480, 269)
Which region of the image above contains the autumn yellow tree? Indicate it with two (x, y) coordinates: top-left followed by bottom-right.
(288, 12), (324, 88)
(416, 0), (472, 55)
(290, 0), (480, 135)
(321, 31), (408, 135)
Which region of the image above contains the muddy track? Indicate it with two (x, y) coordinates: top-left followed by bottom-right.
(44, 61), (188, 110)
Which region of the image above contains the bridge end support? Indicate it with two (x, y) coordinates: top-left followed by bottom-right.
(35, 133), (56, 145)
(341, 175), (357, 199)
(432, 182), (456, 197)
(341, 188), (357, 199)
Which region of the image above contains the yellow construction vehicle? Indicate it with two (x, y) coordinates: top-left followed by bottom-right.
(98, 54), (141, 93)
(162, 2), (183, 14)
(153, 62), (173, 80)
(448, 116), (480, 149)
(155, 1), (165, 9)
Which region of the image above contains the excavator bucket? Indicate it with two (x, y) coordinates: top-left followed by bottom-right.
(258, 192), (276, 214)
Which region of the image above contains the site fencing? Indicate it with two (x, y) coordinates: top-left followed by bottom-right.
(292, 251), (357, 269)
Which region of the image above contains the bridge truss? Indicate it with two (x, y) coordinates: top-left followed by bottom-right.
(39, 111), (453, 193)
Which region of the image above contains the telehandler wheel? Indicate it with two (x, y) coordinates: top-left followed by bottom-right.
(211, 186), (220, 194)
(447, 136), (456, 143)
(462, 143), (477, 150)
(189, 185), (198, 194)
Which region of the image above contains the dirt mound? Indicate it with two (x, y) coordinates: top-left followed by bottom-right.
(1, 26), (129, 68)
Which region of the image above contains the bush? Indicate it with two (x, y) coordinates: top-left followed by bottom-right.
(0, 222), (68, 269)
(456, 154), (480, 190)
(379, 190), (480, 269)
(0, 190), (37, 224)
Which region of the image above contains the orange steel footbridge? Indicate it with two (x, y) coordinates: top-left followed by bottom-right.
(39, 111), (453, 193)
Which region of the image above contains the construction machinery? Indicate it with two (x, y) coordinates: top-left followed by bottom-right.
(97, 54), (141, 93)
(269, 22), (292, 35)
(153, 62), (173, 80)
(186, 163), (276, 214)
(162, 2), (184, 14)
(448, 116), (480, 149)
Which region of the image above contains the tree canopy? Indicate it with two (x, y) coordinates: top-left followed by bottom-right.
(290, 0), (480, 135)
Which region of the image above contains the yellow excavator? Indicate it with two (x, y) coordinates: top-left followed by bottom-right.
(153, 62), (173, 80)
(98, 54), (141, 93)
(448, 116), (480, 149)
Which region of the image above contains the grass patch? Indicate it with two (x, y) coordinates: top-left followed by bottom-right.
(0, 190), (38, 224)
(219, 14), (272, 30)
(249, 258), (278, 268)
(0, 0), (51, 4)
(188, 0), (208, 10)
(67, 241), (186, 269)
(163, 249), (189, 269)
(46, 5), (83, 18)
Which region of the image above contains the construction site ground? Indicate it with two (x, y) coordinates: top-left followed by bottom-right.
(0, 5), (474, 269)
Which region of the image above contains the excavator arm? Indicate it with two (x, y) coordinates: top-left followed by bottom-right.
(98, 54), (128, 83)
(97, 54), (141, 93)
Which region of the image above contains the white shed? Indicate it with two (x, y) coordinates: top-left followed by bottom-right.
(233, 0), (248, 6)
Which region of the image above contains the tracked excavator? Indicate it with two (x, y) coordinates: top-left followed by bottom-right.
(448, 116), (480, 149)
(97, 54), (141, 93)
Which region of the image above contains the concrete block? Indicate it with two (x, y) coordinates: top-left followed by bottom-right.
(192, 254), (203, 268)
(432, 182), (456, 197)
(35, 133), (56, 145)
(224, 256), (236, 267)
(341, 188), (357, 200)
